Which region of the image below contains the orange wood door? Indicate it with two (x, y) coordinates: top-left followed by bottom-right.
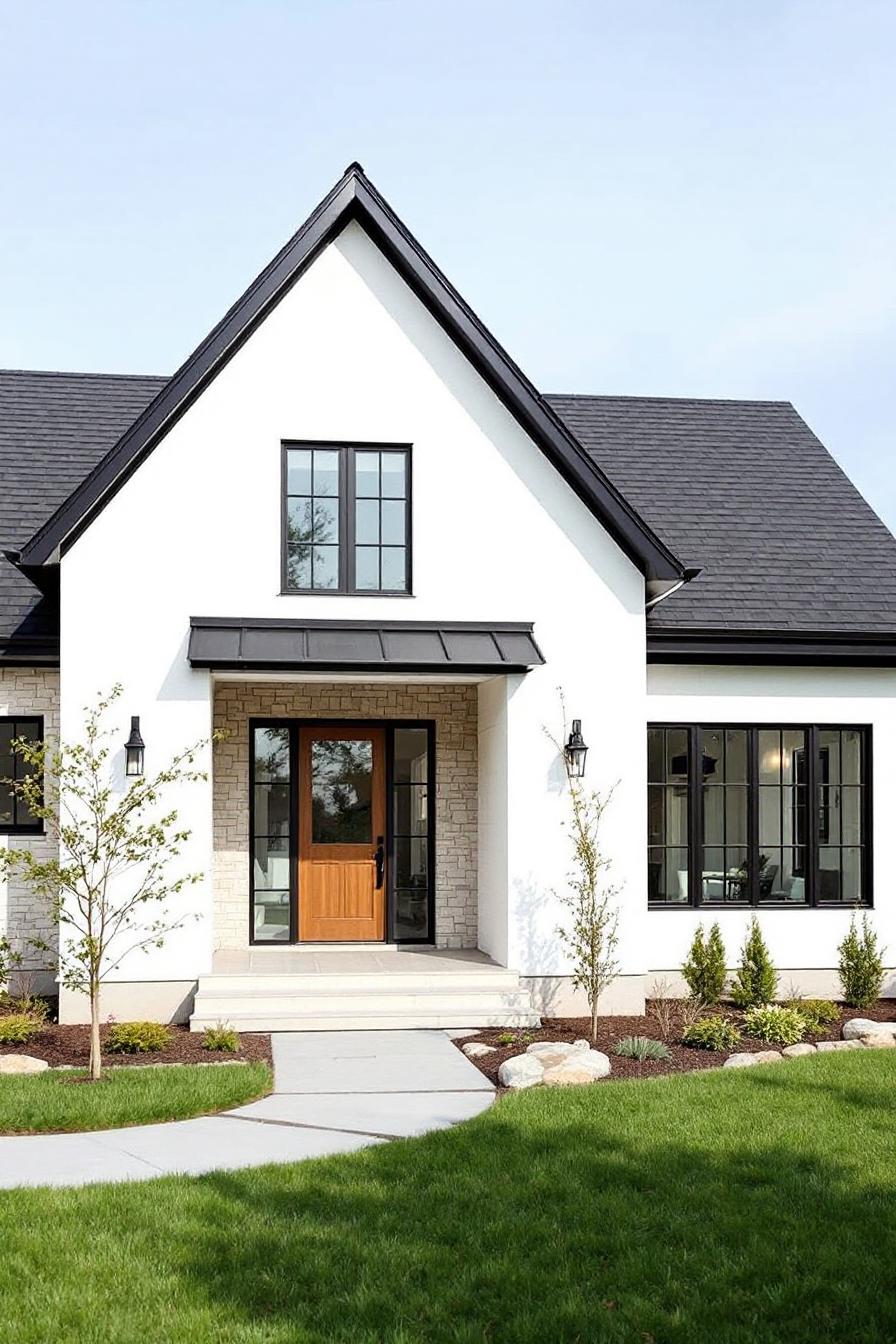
(298, 726), (386, 942)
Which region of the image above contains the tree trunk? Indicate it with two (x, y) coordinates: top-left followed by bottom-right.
(591, 996), (599, 1046)
(89, 977), (102, 1081)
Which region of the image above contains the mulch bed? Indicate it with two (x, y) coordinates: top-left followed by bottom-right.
(0, 1021), (272, 1069)
(456, 1001), (896, 1088)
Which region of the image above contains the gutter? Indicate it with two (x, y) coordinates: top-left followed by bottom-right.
(645, 567), (702, 611)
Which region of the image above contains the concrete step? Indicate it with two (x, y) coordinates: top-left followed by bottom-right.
(190, 1007), (541, 1032)
(193, 989), (536, 1017)
(195, 970), (524, 995)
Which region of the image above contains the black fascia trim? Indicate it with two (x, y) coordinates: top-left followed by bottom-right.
(16, 164), (684, 583)
(647, 628), (896, 666)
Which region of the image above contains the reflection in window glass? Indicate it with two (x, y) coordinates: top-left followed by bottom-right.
(252, 727), (292, 941)
(310, 740), (373, 844)
(285, 447), (341, 590)
(393, 728), (431, 939)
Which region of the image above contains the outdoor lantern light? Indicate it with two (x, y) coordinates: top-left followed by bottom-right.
(564, 719), (588, 779)
(124, 716), (145, 777)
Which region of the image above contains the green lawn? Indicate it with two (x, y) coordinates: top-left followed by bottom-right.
(1, 1051), (895, 1343)
(0, 1062), (271, 1134)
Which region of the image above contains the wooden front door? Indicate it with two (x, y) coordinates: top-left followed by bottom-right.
(298, 725), (386, 942)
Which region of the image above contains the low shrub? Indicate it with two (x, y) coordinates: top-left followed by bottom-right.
(682, 1016), (741, 1052)
(202, 1024), (240, 1052)
(838, 914), (885, 1009)
(613, 1035), (671, 1062)
(731, 917), (778, 1007)
(789, 998), (839, 1034)
(4, 994), (49, 1023)
(106, 1021), (173, 1054)
(0, 1012), (43, 1044)
(682, 923), (727, 1005)
(743, 1004), (807, 1046)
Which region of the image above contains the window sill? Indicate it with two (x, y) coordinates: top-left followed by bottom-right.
(278, 590), (415, 599)
(647, 901), (873, 912)
(0, 828), (44, 839)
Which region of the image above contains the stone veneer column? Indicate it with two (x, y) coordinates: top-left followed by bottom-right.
(212, 681), (478, 951)
(0, 668), (60, 988)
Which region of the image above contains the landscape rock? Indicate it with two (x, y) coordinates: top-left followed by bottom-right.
(525, 1041), (588, 1070)
(724, 1051), (783, 1068)
(498, 1053), (544, 1089)
(782, 1043), (816, 1058)
(859, 1033), (896, 1049)
(753, 1050), (785, 1064)
(572, 1040), (591, 1051)
(817, 1039), (863, 1052)
(842, 1018), (896, 1041)
(462, 1042), (496, 1059)
(541, 1050), (611, 1086)
(0, 1054), (49, 1075)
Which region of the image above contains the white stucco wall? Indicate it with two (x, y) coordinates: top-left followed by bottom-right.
(646, 663), (896, 995)
(58, 219), (648, 991)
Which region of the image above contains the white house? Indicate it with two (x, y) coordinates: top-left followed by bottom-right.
(1, 163), (894, 1028)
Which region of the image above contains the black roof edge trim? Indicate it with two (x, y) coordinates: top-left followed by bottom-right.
(647, 627), (896, 666)
(16, 163), (684, 583)
(190, 616), (539, 631)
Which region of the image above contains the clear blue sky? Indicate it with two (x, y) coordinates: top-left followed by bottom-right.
(1, 1), (894, 527)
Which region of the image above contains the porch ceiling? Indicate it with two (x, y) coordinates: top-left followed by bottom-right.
(189, 616), (545, 674)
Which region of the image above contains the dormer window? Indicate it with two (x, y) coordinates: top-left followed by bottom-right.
(282, 442), (411, 594)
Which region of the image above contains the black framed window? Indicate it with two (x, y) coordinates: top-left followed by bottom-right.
(282, 442), (411, 595)
(390, 726), (434, 941)
(0, 717), (43, 834)
(647, 724), (871, 908)
(250, 725), (295, 943)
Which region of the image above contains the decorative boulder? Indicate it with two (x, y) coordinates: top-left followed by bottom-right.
(859, 1033), (896, 1049)
(724, 1051), (783, 1068)
(817, 1040), (863, 1052)
(525, 1041), (589, 1071)
(752, 1050), (785, 1064)
(541, 1050), (611, 1086)
(782, 1043), (816, 1058)
(462, 1042), (496, 1059)
(498, 1053), (544, 1090)
(0, 1055), (49, 1075)
(843, 1018), (896, 1041)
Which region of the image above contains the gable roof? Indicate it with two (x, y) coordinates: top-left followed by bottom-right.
(548, 394), (896, 658)
(0, 369), (167, 659)
(11, 164), (683, 585)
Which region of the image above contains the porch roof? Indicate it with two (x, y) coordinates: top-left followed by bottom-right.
(188, 617), (545, 674)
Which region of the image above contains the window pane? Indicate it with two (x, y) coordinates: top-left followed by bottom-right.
(254, 728), (290, 782)
(355, 498), (379, 544)
(286, 449), (312, 495)
(725, 729), (748, 782)
(665, 788), (688, 846)
(759, 786), (781, 845)
(394, 890), (429, 940)
(253, 837), (290, 890)
(393, 729), (428, 784)
(647, 785), (664, 845)
(381, 452), (406, 498)
(701, 848), (726, 900)
(355, 546), (380, 590)
(381, 498), (405, 545)
(817, 852), (841, 901)
(0, 722), (12, 782)
(287, 544), (311, 589)
(394, 784), (428, 836)
(380, 547), (407, 591)
(664, 849), (690, 902)
(841, 730), (863, 787)
(666, 728), (688, 779)
(0, 783), (12, 827)
(840, 787), (863, 845)
(312, 496), (339, 544)
(254, 892), (290, 941)
(287, 497), (314, 546)
(254, 784), (290, 837)
(313, 450), (340, 496)
(819, 729), (841, 784)
(312, 546), (339, 589)
(395, 836), (428, 889)
(725, 787), (748, 847)
(781, 731), (806, 784)
(702, 729), (724, 782)
(725, 850), (749, 901)
(647, 729), (664, 783)
(703, 788), (724, 847)
(841, 848), (863, 902)
(355, 451), (380, 498)
(311, 739), (373, 843)
(759, 730), (781, 784)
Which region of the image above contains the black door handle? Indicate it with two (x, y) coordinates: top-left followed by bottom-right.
(374, 836), (385, 889)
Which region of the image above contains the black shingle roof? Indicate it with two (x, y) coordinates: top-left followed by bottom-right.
(0, 370), (167, 653)
(547, 394), (896, 636)
(2, 372), (895, 655)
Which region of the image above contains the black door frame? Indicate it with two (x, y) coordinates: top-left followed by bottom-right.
(248, 717), (436, 945)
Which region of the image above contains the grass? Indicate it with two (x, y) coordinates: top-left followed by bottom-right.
(1, 1051), (894, 1342)
(0, 1062), (272, 1134)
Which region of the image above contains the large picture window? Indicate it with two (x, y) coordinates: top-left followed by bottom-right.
(0, 717), (43, 834)
(282, 442), (411, 595)
(647, 724), (870, 907)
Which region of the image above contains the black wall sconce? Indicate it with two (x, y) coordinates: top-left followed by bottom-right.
(564, 719), (588, 779)
(124, 716), (145, 778)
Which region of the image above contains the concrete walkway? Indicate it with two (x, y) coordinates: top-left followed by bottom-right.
(0, 1030), (494, 1190)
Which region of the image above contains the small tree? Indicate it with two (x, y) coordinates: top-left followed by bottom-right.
(731, 916), (777, 1007)
(551, 702), (621, 1045)
(682, 922), (727, 1005)
(0, 686), (213, 1080)
(838, 913), (885, 1009)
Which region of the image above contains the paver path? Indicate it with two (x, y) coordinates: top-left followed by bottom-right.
(0, 1030), (493, 1190)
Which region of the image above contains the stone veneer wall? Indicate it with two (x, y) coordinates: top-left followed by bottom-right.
(212, 681), (478, 950)
(0, 668), (59, 985)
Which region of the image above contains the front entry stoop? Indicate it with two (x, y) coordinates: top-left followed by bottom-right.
(189, 947), (541, 1032)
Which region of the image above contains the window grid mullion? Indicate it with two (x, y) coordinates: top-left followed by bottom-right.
(806, 725), (819, 906)
(690, 726), (701, 907)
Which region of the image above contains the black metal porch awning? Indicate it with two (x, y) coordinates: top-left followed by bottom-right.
(188, 617), (545, 674)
